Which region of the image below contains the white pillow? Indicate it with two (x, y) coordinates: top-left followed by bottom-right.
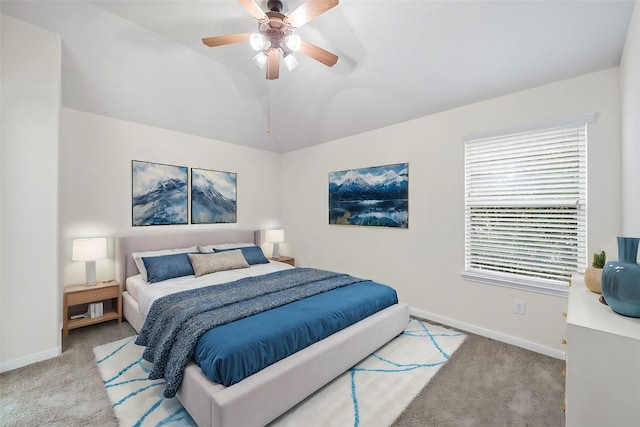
(198, 243), (254, 253)
(132, 245), (198, 282)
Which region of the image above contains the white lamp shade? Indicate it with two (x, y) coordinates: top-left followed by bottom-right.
(249, 33), (267, 51)
(284, 53), (299, 71)
(253, 51), (268, 69)
(284, 34), (301, 52)
(72, 238), (107, 261)
(265, 229), (285, 243)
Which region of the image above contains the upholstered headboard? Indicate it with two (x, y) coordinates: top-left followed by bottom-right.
(115, 229), (259, 289)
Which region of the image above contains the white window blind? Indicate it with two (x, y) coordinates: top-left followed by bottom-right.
(464, 114), (593, 294)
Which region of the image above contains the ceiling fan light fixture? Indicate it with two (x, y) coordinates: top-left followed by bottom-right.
(253, 51), (269, 69)
(284, 34), (301, 52)
(201, 0), (340, 80)
(284, 52), (299, 71)
(249, 33), (267, 51)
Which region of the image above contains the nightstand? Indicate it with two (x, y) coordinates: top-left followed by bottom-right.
(269, 256), (295, 266)
(63, 280), (122, 336)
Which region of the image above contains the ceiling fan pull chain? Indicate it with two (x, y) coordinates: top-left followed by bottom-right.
(267, 84), (271, 134)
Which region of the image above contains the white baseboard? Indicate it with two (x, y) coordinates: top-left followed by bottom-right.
(409, 307), (565, 360)
(0, 346), (61, 373)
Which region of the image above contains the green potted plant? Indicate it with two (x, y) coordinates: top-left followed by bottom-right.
(585, 250), (606, 293)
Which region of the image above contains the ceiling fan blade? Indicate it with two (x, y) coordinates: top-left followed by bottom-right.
(285, 0), (339, 29)
(202, 33), (250, 47)
(298, 40), (338, 67)
(266, 49), (281, 80)
(238, 0), (267, 22)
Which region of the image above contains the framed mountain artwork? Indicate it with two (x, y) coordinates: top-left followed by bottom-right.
(191, 168), (237, 224)
(131, 160), (188, 226)
(329, 163), (408, 228)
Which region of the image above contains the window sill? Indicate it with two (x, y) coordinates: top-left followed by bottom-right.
(461, 270), (569, 297)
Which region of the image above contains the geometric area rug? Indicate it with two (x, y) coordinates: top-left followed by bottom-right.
(94, 319), (465, 427)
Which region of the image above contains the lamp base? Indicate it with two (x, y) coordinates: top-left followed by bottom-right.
(272, 242), (280, 259)
(85, 261), (97, 286)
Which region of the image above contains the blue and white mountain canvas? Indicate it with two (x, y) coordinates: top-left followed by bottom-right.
(191, 168), (237, 224)
(329, 163), (408, 228)
(132, 160), (188, 226)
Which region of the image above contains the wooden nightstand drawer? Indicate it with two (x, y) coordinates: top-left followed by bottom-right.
(67, 286), (119, 305)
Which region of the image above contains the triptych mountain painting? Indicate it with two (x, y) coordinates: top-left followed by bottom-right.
(132, 160), (408, 228)
(329, 163), (408, 228)
(131, 160), (236, 226)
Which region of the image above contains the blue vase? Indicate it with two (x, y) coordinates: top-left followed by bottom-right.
(601, 237), (640, 317)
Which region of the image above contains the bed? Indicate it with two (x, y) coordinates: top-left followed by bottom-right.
(115, 229), (409, 427)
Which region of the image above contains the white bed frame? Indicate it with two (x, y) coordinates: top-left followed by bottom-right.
(115, 229), (409, 427)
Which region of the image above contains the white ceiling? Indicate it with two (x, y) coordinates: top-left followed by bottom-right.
(1, 0), (635, 153)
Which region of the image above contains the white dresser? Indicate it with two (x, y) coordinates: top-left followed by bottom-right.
(565, 275), (640, 427)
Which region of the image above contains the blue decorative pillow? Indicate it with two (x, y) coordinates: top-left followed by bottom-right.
(142, 252), (195, 283)
(214, 246), (270, 265)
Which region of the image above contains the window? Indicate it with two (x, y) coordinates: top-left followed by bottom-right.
(463, 113), (594, 295)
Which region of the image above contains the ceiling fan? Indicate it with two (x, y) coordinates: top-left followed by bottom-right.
(202, 0), (339, 80)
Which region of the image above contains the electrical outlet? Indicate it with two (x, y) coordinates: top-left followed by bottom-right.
(513, 299), (526, 315)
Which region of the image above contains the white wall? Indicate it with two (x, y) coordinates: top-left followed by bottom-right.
(59, 108), (283, 287)
(282, 68), (622, 357)
(620, 1), (640, 237)
(1, 15), (61, 370)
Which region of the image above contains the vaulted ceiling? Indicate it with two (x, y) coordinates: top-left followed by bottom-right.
(1, 0), (635, 153)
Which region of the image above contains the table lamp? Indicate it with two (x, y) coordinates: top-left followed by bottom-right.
(265, 229), (285, 259)
(72, 237), (107, 286)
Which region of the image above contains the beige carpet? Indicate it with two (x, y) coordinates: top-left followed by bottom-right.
(392, 332), (566, 426)
(0, 321), (135, 427)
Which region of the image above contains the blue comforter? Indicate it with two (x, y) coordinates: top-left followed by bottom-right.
(194, 280), (398, 387)
(136, 268), (392, 398)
